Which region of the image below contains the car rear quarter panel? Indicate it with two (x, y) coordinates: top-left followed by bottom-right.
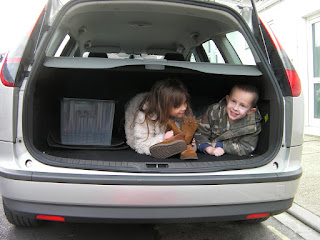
(285, 94), (304, 147)
(0, 84), (16, 142)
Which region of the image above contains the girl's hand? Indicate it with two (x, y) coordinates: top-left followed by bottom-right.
(191, 138), (196, 147)
(164, 130), (174, 140)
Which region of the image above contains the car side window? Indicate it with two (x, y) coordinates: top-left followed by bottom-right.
(202, 40), (225, 64)
(189, 32), (256, 65)
(189, 53), (196, 62)
(226, 31), (256, 65)
(54, 35), (71, 57)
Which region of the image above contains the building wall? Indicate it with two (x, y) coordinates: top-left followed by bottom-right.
(257, 0), (320, 135)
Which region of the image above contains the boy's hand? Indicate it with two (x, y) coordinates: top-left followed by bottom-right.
(212, 147), (225, 156)
(164, 130), (174, 140)
(205, 146), (225, 157)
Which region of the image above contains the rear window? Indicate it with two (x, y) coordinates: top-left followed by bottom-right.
(189, 31), (256, 65)
(226, 31), (256, 65)
(50, 30), (256, 66)
(82, 52), (165, 60)
(202, 40), (225, 64)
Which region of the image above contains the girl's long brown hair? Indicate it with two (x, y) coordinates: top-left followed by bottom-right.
(138, 78), (192, 129)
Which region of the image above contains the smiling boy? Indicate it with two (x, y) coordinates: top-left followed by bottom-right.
(195, 84), (261, 157)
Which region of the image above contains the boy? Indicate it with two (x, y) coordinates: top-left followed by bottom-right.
(195, 84), (261, 157)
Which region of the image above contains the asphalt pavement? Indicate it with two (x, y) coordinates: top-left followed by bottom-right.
(287, 134), (320, 233)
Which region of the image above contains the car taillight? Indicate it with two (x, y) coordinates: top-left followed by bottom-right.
(285, 69), (301, 97)
(260, 20), (302, 97)
(0, 54), (19, 87)
(0, 5), (45, 88)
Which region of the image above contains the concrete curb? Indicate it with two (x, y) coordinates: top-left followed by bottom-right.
(287, 203), (320, 233)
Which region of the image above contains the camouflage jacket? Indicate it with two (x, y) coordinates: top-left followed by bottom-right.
(195, 98), (262, 156)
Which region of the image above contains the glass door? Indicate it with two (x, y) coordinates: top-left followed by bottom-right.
(308, 16), (320, 126)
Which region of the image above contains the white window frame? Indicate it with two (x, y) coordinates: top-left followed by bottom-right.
(256, 0), (281, 11)
(307, 15), (320, 127)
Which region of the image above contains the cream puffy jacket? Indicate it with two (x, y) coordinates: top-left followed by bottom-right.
(125, 93), (166, 155)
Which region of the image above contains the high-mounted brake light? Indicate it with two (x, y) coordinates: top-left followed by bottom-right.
(36, 215), (65, 222)
(260, 19), (302, 97)
(246, 212), (270, 219)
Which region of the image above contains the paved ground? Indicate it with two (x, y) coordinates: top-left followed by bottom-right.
(294, 134), (320, 217)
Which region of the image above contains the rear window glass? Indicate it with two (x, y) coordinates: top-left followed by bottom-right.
(54, 35), (71, 57)
(202, 40), (225, 64)
(50, 30), (256, 66)
(83, 53), (165, 60)
(226, 31), (256, 65)
(188, 31), (255, 65)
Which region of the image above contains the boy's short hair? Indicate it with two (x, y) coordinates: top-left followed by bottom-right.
(230, 84), (259, 107)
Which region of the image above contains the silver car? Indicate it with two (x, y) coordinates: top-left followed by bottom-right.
(0, 0), (304, 226)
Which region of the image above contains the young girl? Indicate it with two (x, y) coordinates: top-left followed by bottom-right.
(125, 78), (198, 159)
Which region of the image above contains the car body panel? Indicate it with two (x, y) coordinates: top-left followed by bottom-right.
(0, 84), (15, 142)
(3, 197), (293, 223)
(0, 178), (300, 207)
(285, 95), (305, 147)
(0, 0), (304, 224)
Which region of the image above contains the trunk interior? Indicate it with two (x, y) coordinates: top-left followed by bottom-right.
(23, 60), (281, 172)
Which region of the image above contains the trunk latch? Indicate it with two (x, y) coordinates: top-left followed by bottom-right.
(146, 163), (169, 169)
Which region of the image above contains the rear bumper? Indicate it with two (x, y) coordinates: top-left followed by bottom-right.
(0, 169), (301, 222)
(3, 197), (294, 223)
(0, 163), (302, 222)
